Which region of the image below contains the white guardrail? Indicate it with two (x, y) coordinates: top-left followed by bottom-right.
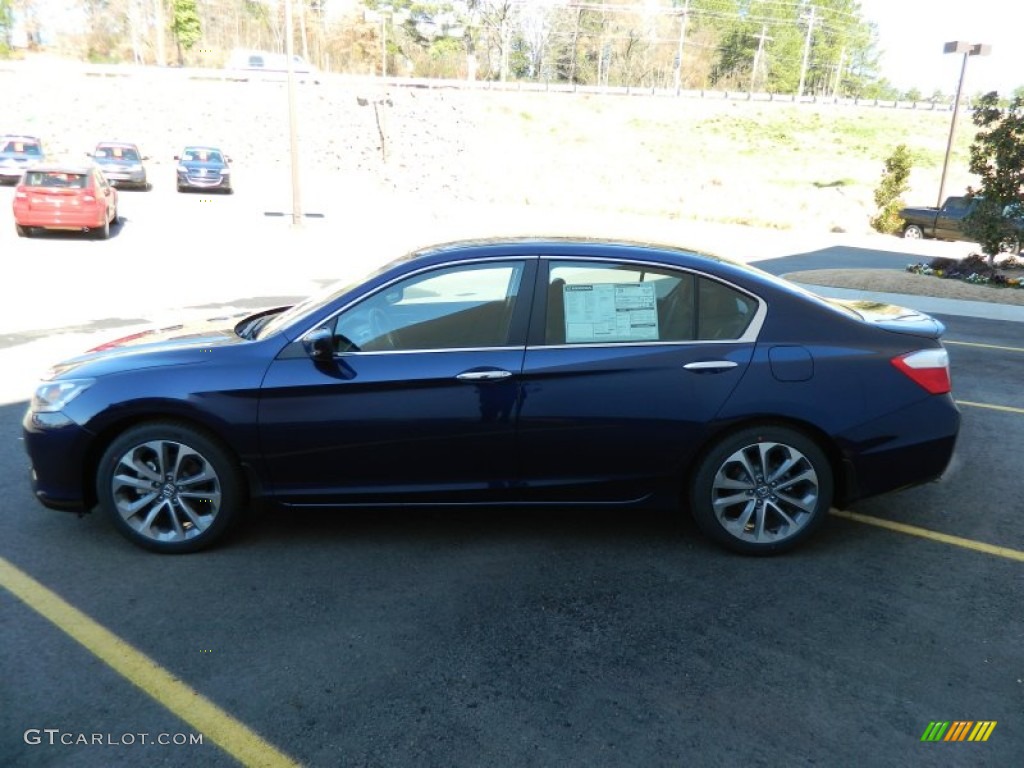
(0, 60), (956, 112)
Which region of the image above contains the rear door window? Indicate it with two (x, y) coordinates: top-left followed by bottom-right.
(544, 260), (758, 345)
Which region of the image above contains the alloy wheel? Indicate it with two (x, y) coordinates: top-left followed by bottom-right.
(710, 440), (820, 545)
(110, 439), (222, 544)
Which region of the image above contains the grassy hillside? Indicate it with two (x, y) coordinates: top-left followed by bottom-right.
(1, 62), (978, 234)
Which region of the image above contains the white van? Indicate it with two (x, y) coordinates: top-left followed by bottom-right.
(225, 49), (320, 83)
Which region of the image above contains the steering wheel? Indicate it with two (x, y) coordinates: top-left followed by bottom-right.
(367, 307), (396, 350)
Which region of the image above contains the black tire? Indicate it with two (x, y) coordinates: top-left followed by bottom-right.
(96, 422), (245, 553)
(903, 224), (924, 240)
(690, 425), (833, 555)
(95, 215), (110, 240)
(15, 223), (30, 237)
(111, 207), (120, 226)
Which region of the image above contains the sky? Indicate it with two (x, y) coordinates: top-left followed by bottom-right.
(858, 0), (1023, 96)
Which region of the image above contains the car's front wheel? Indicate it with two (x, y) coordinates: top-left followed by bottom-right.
(689, 425), (833, 555)
(96, 422), (245, 553)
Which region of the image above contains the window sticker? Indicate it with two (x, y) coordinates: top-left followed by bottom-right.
(563, 283), (659, 343)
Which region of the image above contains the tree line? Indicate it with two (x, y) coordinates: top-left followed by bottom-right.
(0, 1), (1019, 104)
(0, 0), (887, 99)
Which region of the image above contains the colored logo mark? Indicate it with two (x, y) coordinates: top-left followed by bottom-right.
(921, 721), (997, 742)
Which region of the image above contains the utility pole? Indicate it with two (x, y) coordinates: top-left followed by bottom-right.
(750, 24), (771, 93)
(673, 0), (690, 95)
(797, 5), (816, 99)
(381, 13), (387, 77)
(154, 0), (166, 66)
(284, 0), (303, 226)
(831, 47), (845, 100)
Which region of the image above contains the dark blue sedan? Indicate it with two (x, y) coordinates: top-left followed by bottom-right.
(22, 239), (960, 555)
(174, 145), (232, 193)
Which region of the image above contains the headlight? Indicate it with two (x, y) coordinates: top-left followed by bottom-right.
(31, 379), (95, 413)
(219, 168), (231, 175)
(177, 164), (189, 173)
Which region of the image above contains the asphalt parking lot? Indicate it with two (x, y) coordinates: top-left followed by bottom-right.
(2, 220), (1022, 767)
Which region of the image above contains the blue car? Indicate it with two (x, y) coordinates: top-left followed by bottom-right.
(22, 239), (960, 555)
(174, 145), (232, 193)
(0, 134), (45, 184)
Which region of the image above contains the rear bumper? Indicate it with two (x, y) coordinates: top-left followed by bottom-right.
(836, 395), (960, 505)
(14, 207), (107, 229)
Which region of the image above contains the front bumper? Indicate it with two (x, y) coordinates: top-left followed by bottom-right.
(103, 169), (147, 186)
(23, 409), (95, 513)
(177, 172), (230, 189)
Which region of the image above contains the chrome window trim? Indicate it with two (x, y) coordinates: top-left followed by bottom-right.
(294, 252), (768, 355)
(543, 255), (768, 347)
(296, 255), (539, 351)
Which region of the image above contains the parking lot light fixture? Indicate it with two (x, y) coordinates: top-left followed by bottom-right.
(937, 41), (991, 208)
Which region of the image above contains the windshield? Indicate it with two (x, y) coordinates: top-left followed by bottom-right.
(255, 256), (411, 340)
(96, 146), (140, 161)
(183, 149), (223, 163)
(3, 140), (42, 156)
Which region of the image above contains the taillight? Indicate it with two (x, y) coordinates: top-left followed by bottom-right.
(891, 349), (951, 394)
(15, 189), (27, 199)
(83, 195), (96, 203)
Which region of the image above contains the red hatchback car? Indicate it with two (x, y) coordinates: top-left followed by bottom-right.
(13, 165), (119, 239)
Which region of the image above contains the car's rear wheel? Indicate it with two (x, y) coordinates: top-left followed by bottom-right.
(96, 422), (245, 553)
(95, 215), (110, 240)
(903, 224), (924, 239)
(690, 425), (833, 555)
(15, 223), (31, 237)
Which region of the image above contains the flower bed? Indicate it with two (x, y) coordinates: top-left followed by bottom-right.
(906, 254), (1024, 289)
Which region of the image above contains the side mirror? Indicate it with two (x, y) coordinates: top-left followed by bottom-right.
(301, 327), (334, 361)
(142, 155), (150, 161)
(173, 155), (180, 160)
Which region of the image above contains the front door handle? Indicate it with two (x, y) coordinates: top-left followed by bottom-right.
(456, 369), (513, 381)
(683, 361), (739, 372)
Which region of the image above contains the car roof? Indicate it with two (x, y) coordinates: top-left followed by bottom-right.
(2, 134), (42, 142)
(95, 141), (140, 148)
(181, 145), (224, 152)
(23, 164), (96, 175)
(398, 237), (793, 293)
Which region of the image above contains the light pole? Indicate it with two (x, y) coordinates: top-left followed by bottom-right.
(937, 41), (990, 208)
(285, 0), (303, 226)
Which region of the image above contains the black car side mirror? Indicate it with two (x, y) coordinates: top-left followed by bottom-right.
(301, 327), (334, 361)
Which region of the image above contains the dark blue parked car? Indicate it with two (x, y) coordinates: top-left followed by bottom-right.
(174, 145), (232, 193)
(23, 239), (960, 555)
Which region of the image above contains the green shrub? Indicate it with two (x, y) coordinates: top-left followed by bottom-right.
(870, 144), (912, 234)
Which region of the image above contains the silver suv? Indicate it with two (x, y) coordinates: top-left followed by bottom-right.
(0, 135), (45, 184)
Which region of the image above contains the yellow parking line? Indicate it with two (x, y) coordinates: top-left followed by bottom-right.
(945, 340), (1024, 353)
(0, 557), (301, 768)
(830, 510), (1024, 562)
(956, 400), (1024, 415)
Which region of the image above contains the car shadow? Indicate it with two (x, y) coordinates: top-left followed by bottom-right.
(22, 215), (127, 241)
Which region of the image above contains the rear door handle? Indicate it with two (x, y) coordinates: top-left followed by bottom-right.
(683, 361), (739, 372)
(456, 369), (513, 381)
